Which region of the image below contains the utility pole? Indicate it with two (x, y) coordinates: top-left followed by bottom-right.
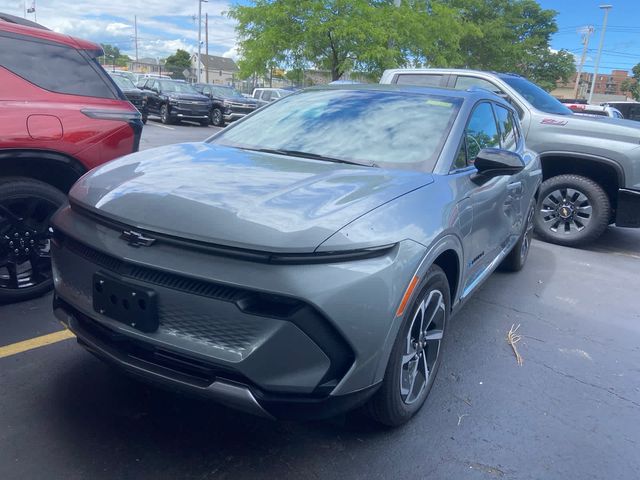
(205, 13), (209, 84)
(588, 4), (613, 104)
(134, 16), (139, 63)
(197, 0), (208, 83)
(573, 26), (594, 99)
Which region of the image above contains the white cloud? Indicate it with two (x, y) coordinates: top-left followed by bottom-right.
(3, 0), (237, 59)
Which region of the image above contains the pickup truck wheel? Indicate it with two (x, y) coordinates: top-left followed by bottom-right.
(534, 174), (610, 247)
(0, 178), (66, 304)
(160, 104), (172, 125)
(211, 108), (224, 127)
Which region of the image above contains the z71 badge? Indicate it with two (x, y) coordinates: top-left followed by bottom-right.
(540, 118), (568, 126)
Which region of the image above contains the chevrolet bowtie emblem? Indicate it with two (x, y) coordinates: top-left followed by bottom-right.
(120, 230), (156, 247)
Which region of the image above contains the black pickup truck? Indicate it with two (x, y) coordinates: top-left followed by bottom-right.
(194, 84), (258, 127)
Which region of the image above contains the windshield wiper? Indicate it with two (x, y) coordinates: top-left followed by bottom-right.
(241, 147), (377, 167)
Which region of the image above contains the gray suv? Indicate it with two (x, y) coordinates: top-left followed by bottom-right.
(381, 69), (640, 246)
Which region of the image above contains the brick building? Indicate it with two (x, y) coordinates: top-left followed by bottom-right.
(553, 69), (633, 99)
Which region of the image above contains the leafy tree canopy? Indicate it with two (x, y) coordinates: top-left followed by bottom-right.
(100, 43), (130, 67)
(164, 49), (192, 79)
(228, 0), (467, 81)
(228, 0), (575, 89)
(621, 63), (640, 101)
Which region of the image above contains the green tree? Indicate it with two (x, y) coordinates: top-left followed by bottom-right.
(440, 0), (575, 89)
(101, 43), (130, 67)
(164, 49), (192, 79)
(227, 0), (467, 81)
(621, 63), (640, 100)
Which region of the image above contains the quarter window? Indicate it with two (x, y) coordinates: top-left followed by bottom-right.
(0, 35), (117, 99)
(494, 105), (518, 151)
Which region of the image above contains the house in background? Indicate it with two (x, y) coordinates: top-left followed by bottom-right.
(190, 54), (238, 85)
(128, 57), (166, 75)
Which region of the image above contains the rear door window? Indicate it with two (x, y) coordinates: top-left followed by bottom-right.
(394, 74), (445, 87)
(453, 76), (502, 95)
(0, 35), (118, 99)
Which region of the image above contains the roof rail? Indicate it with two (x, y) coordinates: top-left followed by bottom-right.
(0, 12), (49, 30)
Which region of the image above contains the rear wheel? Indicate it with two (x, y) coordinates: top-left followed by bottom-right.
(0, 178), (66, 304)
(367, 266), (449, 426)
(500, 202), (535, 272)
(534, 174), (610, 247)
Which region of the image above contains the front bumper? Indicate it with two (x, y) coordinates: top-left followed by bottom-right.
(616, 188), (640, 228)
(169, 104), (210, 120)
(50, 205), (426, 418)
(223, 112), (249, 123)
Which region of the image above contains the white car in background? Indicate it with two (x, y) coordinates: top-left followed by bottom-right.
(565, 103), (624, 119)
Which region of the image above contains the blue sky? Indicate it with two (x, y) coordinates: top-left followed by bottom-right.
(5, 1), (640, 72)
(539, 0), (640, 73)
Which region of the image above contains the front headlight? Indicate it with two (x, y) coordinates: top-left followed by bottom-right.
(168, 97), (179, 105)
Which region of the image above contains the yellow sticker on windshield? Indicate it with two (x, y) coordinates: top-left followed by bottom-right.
(426, 100), (453, 108)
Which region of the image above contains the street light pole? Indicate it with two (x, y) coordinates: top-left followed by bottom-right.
(588, 4), (613, 104)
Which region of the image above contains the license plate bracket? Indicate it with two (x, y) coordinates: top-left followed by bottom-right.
(93, 272), (158, 333)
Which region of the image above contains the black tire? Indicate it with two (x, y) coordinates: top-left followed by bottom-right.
(500, 202), (535, 272)
(367, 265), (450, 426)
(141, 114), (148, 124)
(210, 108), (224, 127)
(160, 104), (172, 125)
(0, 178), (67, 304)
(534, 174), (610, 247)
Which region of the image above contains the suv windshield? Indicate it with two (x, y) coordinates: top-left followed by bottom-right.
(111, 75), (136, 90)
(213, 86), (244, 98)
(500, 75), (572, 115)
(210, 89), (462, 170)
(158, 81), (199, 94)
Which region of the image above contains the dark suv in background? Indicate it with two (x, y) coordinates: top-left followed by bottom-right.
(193, 84), (258, 126)
(0, 13), (143, 303)
(139, 79), (211, 126)
(109, 72), (148, 123)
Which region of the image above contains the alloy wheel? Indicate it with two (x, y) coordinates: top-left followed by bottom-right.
(400, 289), (446, 405)
(539, 188), (592, 234)
(0, 196), (57, 292)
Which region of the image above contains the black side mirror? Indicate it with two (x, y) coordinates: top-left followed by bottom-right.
(474, 148), (525, 178)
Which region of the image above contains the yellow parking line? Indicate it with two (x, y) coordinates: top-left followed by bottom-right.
(0, 330), (75, 359)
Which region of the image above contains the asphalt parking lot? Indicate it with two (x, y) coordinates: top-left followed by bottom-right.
(1, 119), (639, 480)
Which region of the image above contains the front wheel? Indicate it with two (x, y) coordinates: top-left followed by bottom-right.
(160, 104), (172, 125)
(0, 178), (66, 304)
(534, 174), (610, 247)
(210, 108), (224, 127)
(366, 265), (449, 426)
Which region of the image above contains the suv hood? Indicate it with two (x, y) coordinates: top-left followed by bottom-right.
(69, 143), (433, 252)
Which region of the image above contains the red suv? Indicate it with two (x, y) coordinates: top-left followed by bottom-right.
(0, 14), (143, 303)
